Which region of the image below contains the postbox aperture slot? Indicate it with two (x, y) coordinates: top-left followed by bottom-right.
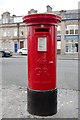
(35, 28), (49, 32)
(38, 37), (47, 51)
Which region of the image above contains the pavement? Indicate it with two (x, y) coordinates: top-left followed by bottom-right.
(1, 85), (79, 119)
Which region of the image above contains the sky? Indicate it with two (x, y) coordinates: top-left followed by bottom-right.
(0, 0), (80, 18)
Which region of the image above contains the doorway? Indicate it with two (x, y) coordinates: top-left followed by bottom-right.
(20, 41), (24, 48)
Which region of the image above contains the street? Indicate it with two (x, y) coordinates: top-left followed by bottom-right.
(2, 56), (78, 90)
(1, 56), (79, 118)
(2, 57), (27, 87)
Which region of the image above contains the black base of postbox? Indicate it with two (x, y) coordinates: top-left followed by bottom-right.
(27, 88), (57, 116)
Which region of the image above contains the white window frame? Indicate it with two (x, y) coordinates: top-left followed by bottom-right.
(3, 30), (7, 36)
(57, 26), (61, 35)
(65, 25), (78, 35)
(20, 30), (24, 36)
(14, 28), (17, 36)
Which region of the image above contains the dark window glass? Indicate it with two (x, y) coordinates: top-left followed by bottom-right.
(70, 29), (74, 34)
(66, 30), (69, 34)
(75, 29), (78, 34)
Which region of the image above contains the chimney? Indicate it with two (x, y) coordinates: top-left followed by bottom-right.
(59, 10), (66, 18)
(46, 5), (52, 13)
(28, 9), (37, 14)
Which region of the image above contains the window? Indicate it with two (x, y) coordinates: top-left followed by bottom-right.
(66, 30), (69, 34)
(65, 45), (68, 52)
(2, 19), (5, 24)
(7, 30), (10, 36)
(57, 26), (61, 31)
(57, 41), (61, 49)
(65, 40), (78, 53)
(70, 29), (74, 34)
(2, 18), (8, 24)
(21, 31), (23, 35)
(3, 31), (7, 36)
(75, 29), (78, 34)
(57, 31), (61, 35)
(66, 25), (78, 35)
(14, 28), (17, 36)
(57, 26), (61, 34)
(20, 31), (24, 36)
(5, 18), (8, 23)
(5, 40), (10, 49)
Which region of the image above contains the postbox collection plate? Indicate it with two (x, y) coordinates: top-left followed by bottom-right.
(38, 37), (47, 51)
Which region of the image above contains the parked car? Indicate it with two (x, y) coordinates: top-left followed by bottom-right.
(0, 49), (13, 57)
(17, 48), (27, 55)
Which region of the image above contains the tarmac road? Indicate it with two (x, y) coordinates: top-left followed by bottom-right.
(2, 57), (78, 90)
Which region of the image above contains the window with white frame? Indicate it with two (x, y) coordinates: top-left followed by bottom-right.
(75, 29), (78, 34)
(65, 25), (78, 35)
(57, 26), (61, 35)
(20, 30), (24, 36)
(2, 18), (8, 24)
(7, 29), (10, 36)
(5, 18), (8, 23)
(65, 40), (78, 53)
(14, 28), (17, 36)
(2, 30), (7, 36)
(2, 19), (5, 24)
(66, 30), (69, 34)
(70, 29), (74, 34)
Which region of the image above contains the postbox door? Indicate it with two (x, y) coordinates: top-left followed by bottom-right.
(33, 33), (56, 90)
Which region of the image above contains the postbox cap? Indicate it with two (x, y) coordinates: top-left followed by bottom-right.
(23, 13), (61, 25)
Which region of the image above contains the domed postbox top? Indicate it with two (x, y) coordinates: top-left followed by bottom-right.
(23, 13), (61, 25)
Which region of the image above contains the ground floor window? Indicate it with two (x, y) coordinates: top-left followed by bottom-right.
(2, 40), (10, 49)
(65, 40), (78, 53)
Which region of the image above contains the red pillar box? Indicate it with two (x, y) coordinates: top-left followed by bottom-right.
(23, 13), (61, 116)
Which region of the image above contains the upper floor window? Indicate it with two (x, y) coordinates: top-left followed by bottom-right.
(2, 18), (8, 24)
(2, 29), (11, 37)
(14, 28), (17, 36)
(57, 26), (61, 35)
(65, 25), (78, 35)
(2, 30), (7, 36)
(7, 30), (10, 36)
(2, 19), (5, 24)
(70, 29), (74, 34)
(20, 31), (24, 36)
(57, 31), (61, 35)
(75, 29), (78, 34)
(66, 30), (69, 34)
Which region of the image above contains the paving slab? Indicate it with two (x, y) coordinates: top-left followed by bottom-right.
(1, 85), (79, 119)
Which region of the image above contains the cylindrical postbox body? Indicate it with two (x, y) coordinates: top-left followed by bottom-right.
(23, 14), (61, 116)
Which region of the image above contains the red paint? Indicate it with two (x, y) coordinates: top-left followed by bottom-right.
(23, 14), (61, 90)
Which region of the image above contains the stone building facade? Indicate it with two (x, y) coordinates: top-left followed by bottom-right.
(0, 7), (79, 54)
(56, 10), (78, 54)
(0, 12), (27, 53)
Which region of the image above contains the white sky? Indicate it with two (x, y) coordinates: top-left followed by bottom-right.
(0, 0), (80, 18)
